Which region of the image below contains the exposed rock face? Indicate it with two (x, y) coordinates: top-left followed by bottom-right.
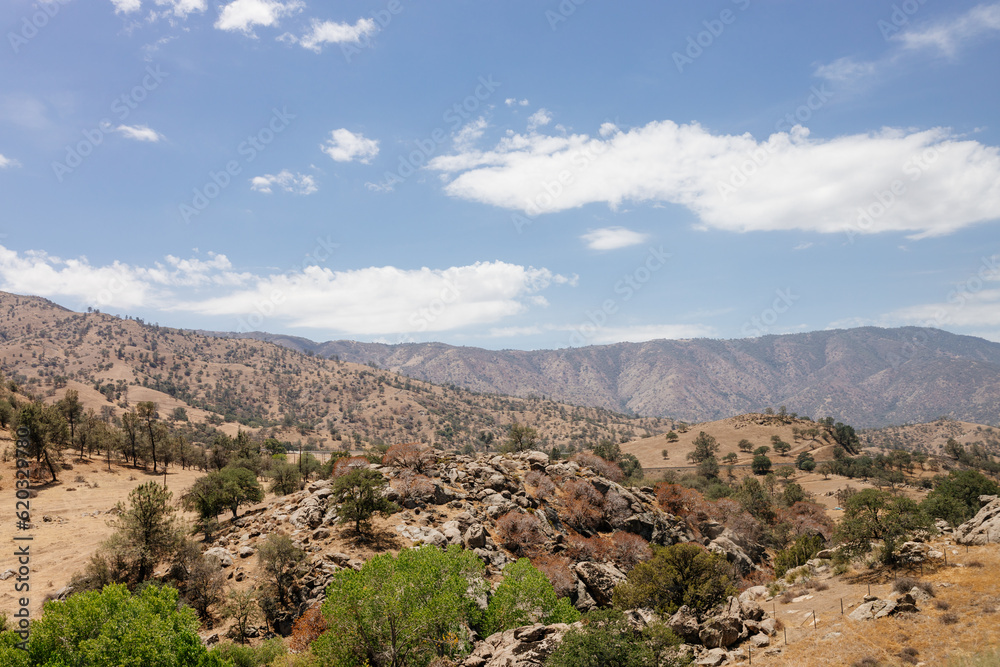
(668, 606), (701, 643)
(956, 495), (1000, 545)
(848, 593), (919, 621)
(574, 562), (627, 607)
(461, 623), (573, 667)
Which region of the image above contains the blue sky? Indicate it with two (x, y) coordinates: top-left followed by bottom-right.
(1, 0), (999, 349)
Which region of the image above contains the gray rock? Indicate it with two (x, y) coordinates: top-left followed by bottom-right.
(694, 648), (728, 666)
(955, 495), (1000, 545)
(464, 523), (488, 549)
(461, 623), (572, 667)
(238, 545), (255, 558)
(574, 561), (627, 607)
(204, 547), (234, 568)
(668, 605), (701, 643)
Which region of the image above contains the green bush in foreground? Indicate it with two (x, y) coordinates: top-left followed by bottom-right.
(545, 609), (688, 667)
(483, 558), (580, 637)
(612, 543), (737, 616)
(0, 583), (224, 667)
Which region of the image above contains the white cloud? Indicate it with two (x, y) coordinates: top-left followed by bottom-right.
(250, 170), (318, 195)
(895, 3), (1000, 56)
(111, 0), (142, 13)
(889, 289), (1000, 329)
(581, 227), (650, 251)
(453, 117), (487, 151)
(116, 124), (164, 142)
(793, 242), (814, 251)
(527, 108), (552, 131)
(505, 98), (530, 107)
(0, 247), (249, 310)
(0, 245), (568, 335)
(428, 119), (1000, 238)
(320, 129), (379, 164)
(0, 154), (21, 169)
(113, 0), (207, 18)
(296, 17), (377, 52)
(813, 57), (876, 83)
(215, 0), (303, 35)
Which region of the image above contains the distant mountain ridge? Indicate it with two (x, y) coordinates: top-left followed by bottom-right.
(221, 327), (1000, 428)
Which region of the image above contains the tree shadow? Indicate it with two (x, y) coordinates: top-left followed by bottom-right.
(344, 526), (403, 552)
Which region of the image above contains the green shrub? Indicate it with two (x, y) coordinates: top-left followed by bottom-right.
(210, 638), (287, 666)
(612, 543), (737, 616)
(484, 558), (580, 637)
(314, 545), (487, 667)
(921, 470), (999, 526)
(545, 609), (656, 667)
(774, 533), (825, 578)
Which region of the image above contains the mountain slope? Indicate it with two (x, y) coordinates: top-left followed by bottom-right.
(0, 292), (669, 451)
(227, 328), (1000, 427)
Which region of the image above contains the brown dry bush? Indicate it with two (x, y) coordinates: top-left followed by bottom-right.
(533, 555), (576, 598)
(525, 470), (556, 501)
(570, 452), (624, 482)
(392, 471), (435, 504)
(383, 442), (434, 472)
(290, 604), (328, 652)
(609, 531), (652, 571)
(564, 534), (613, 562)
(495, 511), (547, 556)
(602, 490), (632, 525)
(332, 456), (369, 478)
(563, 479), (605, 532)
(655, 482), (710, 519)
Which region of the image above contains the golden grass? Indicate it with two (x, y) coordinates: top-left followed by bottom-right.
(748, 544), (1000, 667)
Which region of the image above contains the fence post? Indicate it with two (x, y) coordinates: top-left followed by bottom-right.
(840, 598), (844, 615)
(813, 610), (817, 630)
(784, 627), (788, 645)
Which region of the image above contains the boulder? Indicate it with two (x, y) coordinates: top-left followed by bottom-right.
(574, 562), (627, 607)
(204, 547), (234, 568)
(237, 545), (255, 558)
(464, 523), (488, 549)
(461, 623), (572, 667)
(694, 648), (728, 666)
(848, 599), (899, 621)
(955, 495), (1000, 545)
(668, 605), (701, 643)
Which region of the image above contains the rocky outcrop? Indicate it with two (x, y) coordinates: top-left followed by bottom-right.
(461, 623), (574, 667)
(574, 562), (627, 607)
(956, 495), (1000, 545)
(848, 593), (919, 621)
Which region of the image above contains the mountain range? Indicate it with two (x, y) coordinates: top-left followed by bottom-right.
(224, 327), (1000, 428)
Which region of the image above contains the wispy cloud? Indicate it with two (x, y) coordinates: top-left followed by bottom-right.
(581, 227), (650, 251)
(116, 124), (164, 142)
(320, 128), (379, 164)
(0, 154), (21, 169)
(527, 108), (552, 132)
(292, 18), (378, 52)
(250, 170), (318, 195)
(895, 3), (1000, 56)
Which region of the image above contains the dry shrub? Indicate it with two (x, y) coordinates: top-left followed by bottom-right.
(332, 456), (369, 478)
(562, 479), (605, 531)
(739, 567), (774, 591)
(967, 560), (984, 568)
(495, 511), (546, 555)
(564, 534), (613, 563)
(893, 577), (934, 597)
(383, 442), (434, 472)
(852, 658), (880, 667)
(570, 452), (624, 482)
(609, 531), (652, 570)
(655, 483), (709, 518)
(525, 470), (556, 501)
(780, 501), (835, 540)
(393, 471), (435, 504)
(898, 647), (919, 665)
(290, 604), (328, 651)
(934, 600), (951, 610)
(602, 490), (631, 525)
(533, 555), (576, 598)
(941, 612), (960, 625)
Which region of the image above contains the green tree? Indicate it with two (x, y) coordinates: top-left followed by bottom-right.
(735, 476), (775, 524)
(832, 422), (860, 454)
(137, 401), (161, 473)
(217, 466), (265, 519)
(772, 437), (791, 456)
(835, 488), (932, 564)
(665, 431), (679, 443)
(109, 481), (184, 582)
(268, 460), (302, 496)
(619, 453), (643, 480)
(13, 402), (67, 481)
(737, 439), (754, 453)
(612, 543), (737, 616)
(686, 432), (719, 464)
(331, 467), (397, 535)
(314, 545), (489, 667)
(774, 534), (825, 578)
(503, 422), (540, 453)
(921, 470), (1000, 526)
(56, 389), (84, 458)
(751, 454), (772, 475)
(22, 584), (220, 666)
(697, 456), (720, 480)
(257, 534), (307, 608)
(592, 439), (622, 462)
(484, 558), (580, 637)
